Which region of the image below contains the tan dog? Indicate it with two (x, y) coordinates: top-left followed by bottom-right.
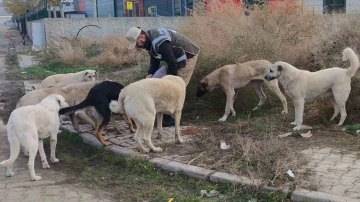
(110, 75), (186, 153)
(197, 60), (288, 121)
(17, 81), (98, 131)
(265, 47), (360, 130)
(38, 70), (97, 89)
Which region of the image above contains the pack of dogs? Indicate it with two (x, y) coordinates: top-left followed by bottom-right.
(0, 47), (359, 181)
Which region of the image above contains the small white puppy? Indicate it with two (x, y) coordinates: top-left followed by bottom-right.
(0, 94), (69, 181)
(39, 70), (97, 89)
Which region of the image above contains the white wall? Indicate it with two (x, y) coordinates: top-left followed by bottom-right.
(301, 0), (323, 14)
(347, 0), (360, 14)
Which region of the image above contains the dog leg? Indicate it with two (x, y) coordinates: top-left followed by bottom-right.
(49, 136), (59, 163)
(77, 110), (96, 129)
(28, 140), (41, 181)
(333, 85), (350, 126)
(219, 86), (235, 121)
(38, 139), (50, 169)
(111, 113), (122, 134)
(2, 137), (20, 177)
(174, 110), (184, 144)
(250, 80), (266, 111)
(293, 99), (305, 131)
(69, 113), (80, 131)
(94, 105), (111, 146)
(121, 113), (136, 133)
(133, 121), (150, 153)
(143, 122), (162, 153)
(156, 112), (164, 139)
(22, 145), (29, 158)
(265, 79), (288, 114)
(329, 96), (340, 121)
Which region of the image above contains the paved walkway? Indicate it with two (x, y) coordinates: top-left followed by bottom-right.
(298, 148), (360, 199)
(0, 20), (113, 202)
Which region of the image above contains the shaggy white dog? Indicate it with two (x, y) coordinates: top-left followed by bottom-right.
(265, 47), (359, 130)
(39, 70), (97, 89)
(110, 75), (186, 153)
(0, 94), (69, 181)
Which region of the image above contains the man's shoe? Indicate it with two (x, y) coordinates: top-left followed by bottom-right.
(162, 115), (175, 127)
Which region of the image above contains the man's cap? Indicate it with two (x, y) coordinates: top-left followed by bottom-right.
(125, 27), (141, 49)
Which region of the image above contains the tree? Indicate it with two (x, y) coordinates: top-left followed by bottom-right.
(2, 0), (40, 16)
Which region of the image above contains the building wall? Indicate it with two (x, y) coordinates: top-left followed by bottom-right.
(73, 0), (80, 10)
(302, 0), (323, 14)
(114, 0), (124, 17)
(347, 0), (360, 13)
(79, 0), (86, 12)
(85, 0), (94, 17)
(144, 0), (173, 16)
(97, 0), (115, 17)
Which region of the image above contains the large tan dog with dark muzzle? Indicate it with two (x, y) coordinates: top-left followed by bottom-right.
(265, 47), (359, 130)
(197, 60), (288, 121)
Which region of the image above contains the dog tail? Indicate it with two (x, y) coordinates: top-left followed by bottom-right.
(343, 47), (360, 77)
(109, 91), (126, 114)
(0, 122), (19, 167)
(59, 99), (89, 115)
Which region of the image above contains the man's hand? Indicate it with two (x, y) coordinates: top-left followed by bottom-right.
(146, 74), (153, 78)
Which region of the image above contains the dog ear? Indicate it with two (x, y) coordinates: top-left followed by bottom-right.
(277, 65), (283, 71)
(56, 98), (61, 106)
(85, 72), (88, 76)
(201, 81), (208, 89)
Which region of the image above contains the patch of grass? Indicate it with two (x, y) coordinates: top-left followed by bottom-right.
(343, 124), (360, 135)
(48, 131), (289, 202)
(24, 61), (100, 79)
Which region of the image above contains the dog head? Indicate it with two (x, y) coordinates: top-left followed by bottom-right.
(82, 70), (98, 82)
(265, 62), (284, 81)
(196, 77), (215, 97)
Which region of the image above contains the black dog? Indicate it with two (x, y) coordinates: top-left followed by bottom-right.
(59, 81), (135, 145)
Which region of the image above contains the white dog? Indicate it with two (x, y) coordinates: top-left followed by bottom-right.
(110, 75), (186, 153)
(0, 94), (69, 181)
(265, 47), (359, 130)
(38, 70), (97, 89)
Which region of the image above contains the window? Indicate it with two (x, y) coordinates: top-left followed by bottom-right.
(324, 0), (346, 14)
(173, 0), (181, 16)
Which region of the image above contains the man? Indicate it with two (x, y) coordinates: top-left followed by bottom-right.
(125, 27), (200, 127)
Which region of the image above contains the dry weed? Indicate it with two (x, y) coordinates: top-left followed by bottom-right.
(47, 36), (143, 68)
(189, 126), (307, 188)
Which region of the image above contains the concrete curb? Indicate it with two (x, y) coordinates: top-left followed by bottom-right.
(59, 121), (359, 202)
(22, 80), (359, 202)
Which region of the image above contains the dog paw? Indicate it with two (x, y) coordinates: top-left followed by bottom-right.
(6, 172), (14, 177)
(31, 175), (41, 181)
(153, 147), (163, 153)
(281, 110), (288, 114)
(50, 157), (59, 163)
(231, 111), (236, 117)
(293, 126), (301, 131)
(290, 122), (297, 126)
(176, 138), (184, 144)
(252, 106), (260, 111)
(42, 162), (50, 169)
(141, 148), (150, 154)
(218, 117), (227, 122)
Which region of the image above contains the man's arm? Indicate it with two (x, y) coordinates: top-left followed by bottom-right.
(147, 55), (160, 76)
(158, 41), (179, 75)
